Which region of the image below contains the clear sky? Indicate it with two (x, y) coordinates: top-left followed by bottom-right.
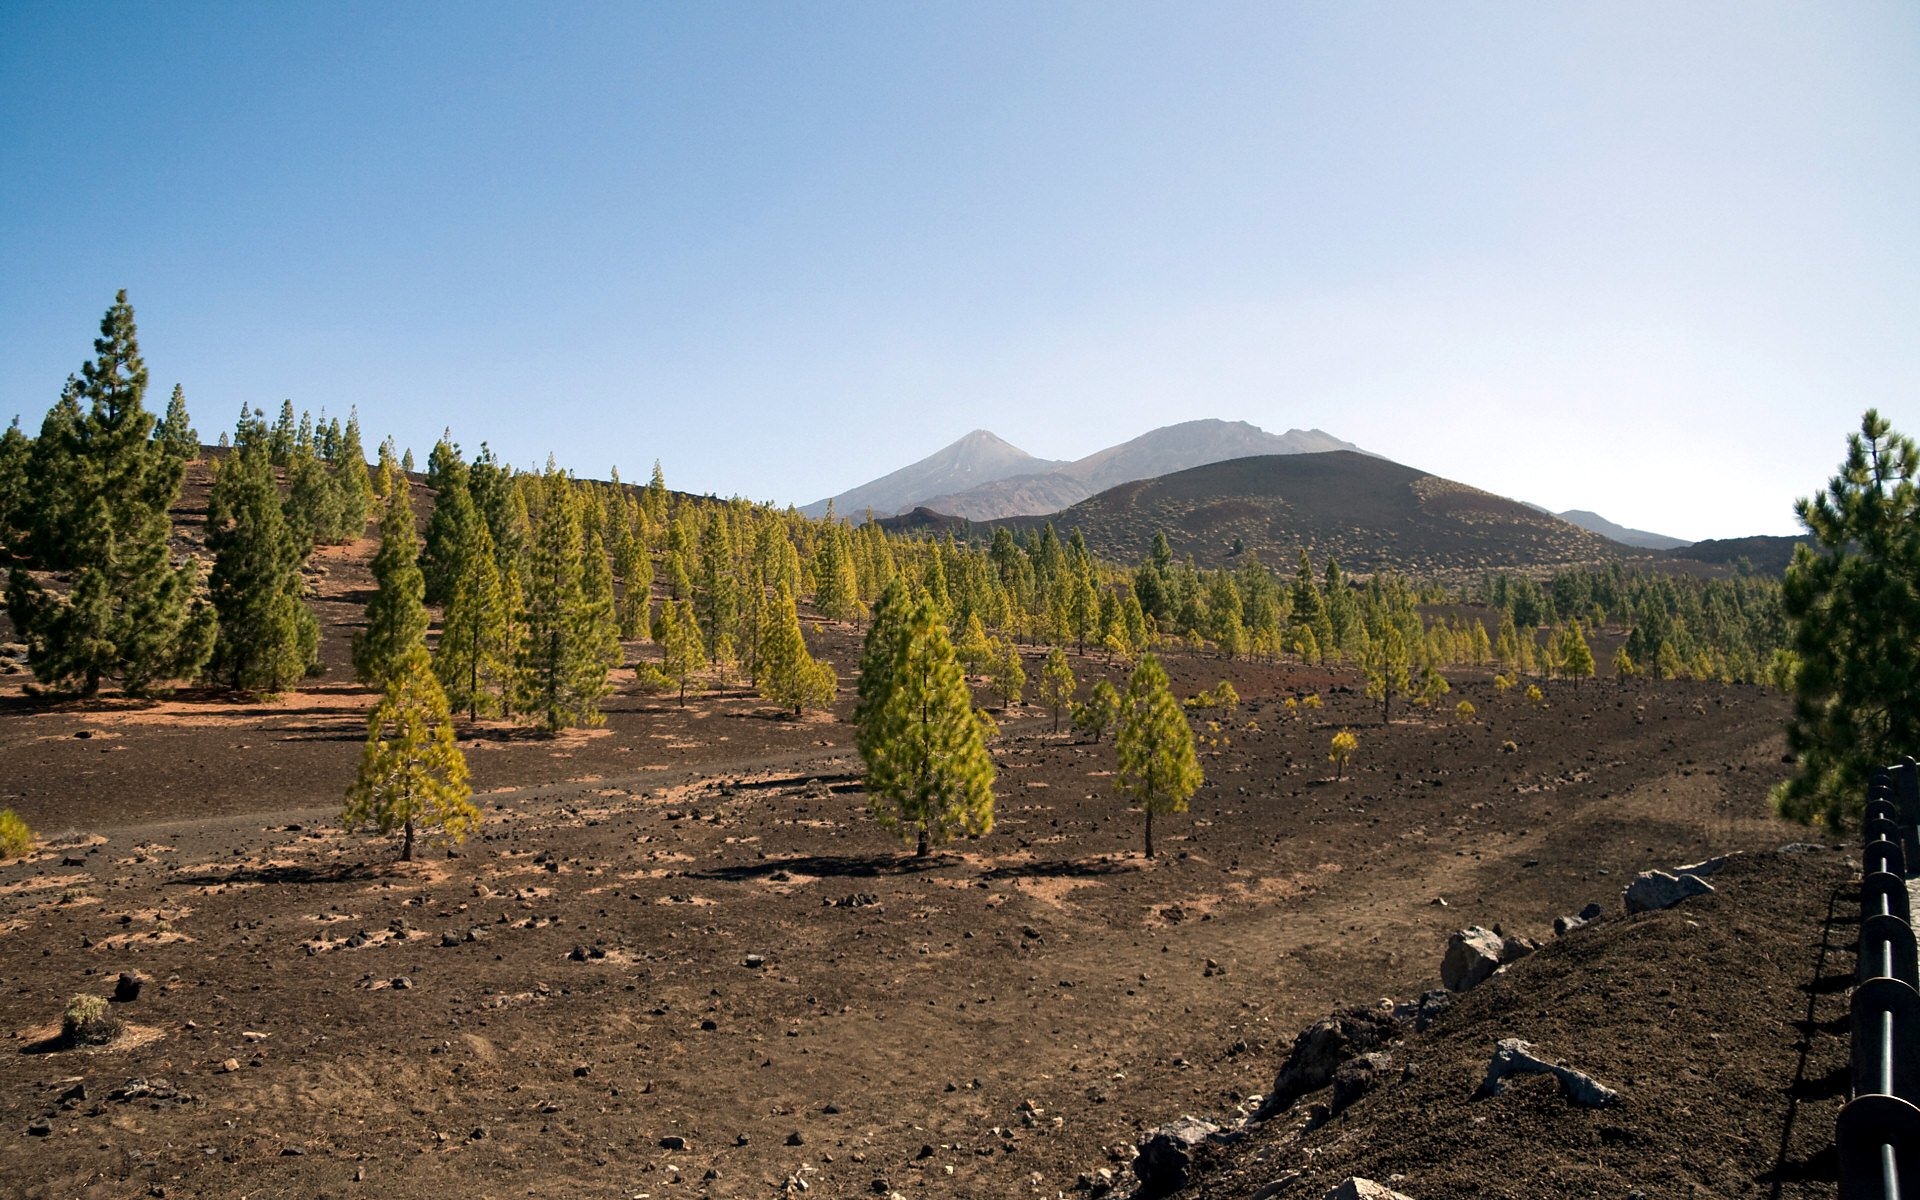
(3, 3), (1915, 542)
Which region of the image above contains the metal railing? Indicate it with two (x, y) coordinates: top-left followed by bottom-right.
(1839, 759), (1920, 1200)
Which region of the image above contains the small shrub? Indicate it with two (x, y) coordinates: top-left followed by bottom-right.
(1328, 728), (1358, 780)
(630, 664), (679, 695)
(0, 808), (33, 859)
(61, 993), (122, 1046)
(1302, 694), (1323, 710)
(1493, 674), (1514, 693)
(1525, 684), (1544, 706)
(1455, 700), (1476, 722)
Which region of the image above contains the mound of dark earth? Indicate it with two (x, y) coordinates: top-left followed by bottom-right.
(970, 451), (1631, 573)
(1175, 846), (1852, 1200)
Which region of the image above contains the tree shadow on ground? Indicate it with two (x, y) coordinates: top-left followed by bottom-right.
(166, 861), (386, 888)
(691, 853), (951, 882)
(978, 857), (1136, 882)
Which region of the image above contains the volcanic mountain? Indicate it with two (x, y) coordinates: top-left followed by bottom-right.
(804, 419), (1360, 521)
(886, 450), (1631, 574)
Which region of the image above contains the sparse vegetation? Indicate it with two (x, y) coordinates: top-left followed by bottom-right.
(60, 993), (121, 1046)
(0, 808), (32, 858)
(1329, 728), (1358, 779)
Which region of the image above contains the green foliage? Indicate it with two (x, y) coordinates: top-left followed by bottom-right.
(659, 596), (705, 705)
(1559, 621), (1595, 685)
(517, 467), (612, 730)
(1328, 728), (1357, 780)
(759, 582), (835, 714)
(1774, 410), (1920, 829)
(1115, 653), (1203, 859)
(344, 645), (478, 861)
(1072, 678), (1121, 743)
(354, 481), (430, 690)
(1454, 699), (1476, 722)
(157, 384), (197, 461)
(206, 446), (318, 692)
(0, 808), (33, 859)
(61, 993), (121, 1046)
(434, 514), (516, 720)
(856, 595), (996, 856)
(4, 292), (212, 695)
(987, 639), (1025, 709)
(1038, 646), (1076, 733)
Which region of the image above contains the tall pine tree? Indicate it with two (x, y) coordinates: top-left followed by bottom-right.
(517, 467), (611, 730)
(857, 595), (996, 857)
(344, 644), (479, 862)
(206, 445), (318, 692)
(5, 292), (212, 695)
(354, 473), (430, 690)
(1114, 653), (1203, 859)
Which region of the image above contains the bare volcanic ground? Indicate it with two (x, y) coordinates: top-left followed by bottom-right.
(0, 619), (1821, 1200)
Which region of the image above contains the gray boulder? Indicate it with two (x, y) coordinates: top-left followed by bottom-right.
(1441, 927), (1505, 992)
(1623, 870), (1714, 914)
(1474, 1037), (1619, 1108)
(1553, 903), (1604, 936)
(1132, 1116), (1219, 1197)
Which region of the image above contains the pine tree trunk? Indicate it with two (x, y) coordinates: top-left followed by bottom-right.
(916, 827), (929, 858)
(402, 815), (415, 862)
(1144, 809), (1154, 860)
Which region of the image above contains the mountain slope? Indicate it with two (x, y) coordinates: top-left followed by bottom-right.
(932, 451), (1630, 573)
(1554, 509), (1690, 551)
(834, 419), (1364, 521)
(799, 430), (1058, 519)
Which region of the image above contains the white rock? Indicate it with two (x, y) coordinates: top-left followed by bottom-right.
(1623, 870), (1714, 913)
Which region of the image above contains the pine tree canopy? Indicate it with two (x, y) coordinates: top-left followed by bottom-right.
(344, 644), (478, 862)
(1774, 409), (1920, 830)
(857, 595), (995, 857)
(1115, 653), (1203, 859)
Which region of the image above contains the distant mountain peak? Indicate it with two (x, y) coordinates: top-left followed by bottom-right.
(811, 418), (1367, 522)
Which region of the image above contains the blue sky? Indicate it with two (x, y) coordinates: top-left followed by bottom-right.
(3, 3), (1915, 541)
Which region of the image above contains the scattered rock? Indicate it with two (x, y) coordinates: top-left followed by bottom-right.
(27, 1117), (52, 1136)
(1496, 934), (1538, 965)
(1250, 1172), (1302, 1199)
(1132, 1116), (1219, 1198)
(390, 976), (413, 990)
(112, 971), (146, 1003)
(1261, 1004), (1405, 1115)
(1322, 1179), (1416, 1200)
(1553, 902), (1604, 936)
(1405, 989), (1451, 1032)
(218, 1058), (241, 1073)
(1441, 927), (1505, 992)
(1475, 1037), (1619, 1107)
(660, 1134), (688, 1150)
(1623, 870), (1714, 914)
(786, 1130), (805, 1146)
(744, 954), (766, 969)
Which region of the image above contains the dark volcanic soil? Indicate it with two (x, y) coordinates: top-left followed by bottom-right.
(0, 618), (1811, 1199)
(0, 470), (1825, 1199)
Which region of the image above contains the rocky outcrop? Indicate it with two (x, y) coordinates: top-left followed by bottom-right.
(1260, 1004), (1405, 1116)
(1132, 1116), (1221, 1197)
(1441, 927), (1505, 992)
(1473, 1037), (1619, 1108)
(1623, 870), (1714, 914)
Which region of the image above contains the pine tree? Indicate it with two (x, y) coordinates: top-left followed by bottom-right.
(858, 596), (996, 856)
(5, 292), (213, 694)
(419, 441), (473, 606)
(282, 447), (344, 553)
(354, 477), (430, 690)
(854, 579), (912, 760)
(0, 419), (28, 556)
(331, 409), (374, 538)
(157, 384), (197, 461)
(1038, 645), (1077, 733)
(206, 447), (319, 692)
(697, 509), (739, 660)
(267, 400), (298, 465)
(1362, 624), (1411, 724)
(1775, 410), (1920, 829)
(614, 515), (652, 641)
(580, 524), (623, 674)
(759, 581), (836, 714)
(988, 639), (1025, 709)
(1114, 653), (1203, 859)
(518, 468), (612, 730)
(434, 512), (514, 720)
(660, 596), (704, 705)
(344, 645), (479, 862)
(1560, 621), (1596, 687)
